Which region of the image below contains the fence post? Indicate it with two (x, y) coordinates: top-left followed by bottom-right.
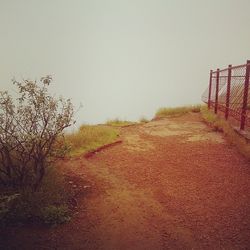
(208, 70), (213, 109)
(240, 60), (250, 130)
(225, 64), (232, 120)
(214, 68), (220, 114)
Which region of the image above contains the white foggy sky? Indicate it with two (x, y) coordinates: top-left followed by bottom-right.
(1, 0), (250, 126)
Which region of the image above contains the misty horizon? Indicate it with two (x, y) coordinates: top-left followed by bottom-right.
(1, 0), (250, 128)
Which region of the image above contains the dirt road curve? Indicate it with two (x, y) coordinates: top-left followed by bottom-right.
(2, 113), (250, 250)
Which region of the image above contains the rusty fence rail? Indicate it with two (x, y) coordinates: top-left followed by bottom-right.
(202, 60), (250, 131)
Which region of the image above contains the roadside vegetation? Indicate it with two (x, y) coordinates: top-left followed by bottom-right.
(155, 105), (202, 118)
(64, 125), (119, 157)
(201, 106), (250, 159)
(139, 117), (150, 123)
(0, 77), (74, 227)
(0, 168), (71, 227)
(0, 77), (126, 227)
(106, 118), (137, 127)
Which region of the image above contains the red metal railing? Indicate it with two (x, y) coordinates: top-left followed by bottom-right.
(202, 60), (250, 131)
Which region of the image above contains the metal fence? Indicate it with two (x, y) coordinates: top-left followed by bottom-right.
(202, 60), (250, 131)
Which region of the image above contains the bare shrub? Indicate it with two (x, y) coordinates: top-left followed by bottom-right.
(0, 76), (74, 190)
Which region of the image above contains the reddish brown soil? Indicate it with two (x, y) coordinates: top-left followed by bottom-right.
(1, 113), (250, 250)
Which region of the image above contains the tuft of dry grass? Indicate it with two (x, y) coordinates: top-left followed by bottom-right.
(155, 105), (202, 118)
(139, 117), (149, 123)
(64, 125), (119, 157)
(106, 119), (137, 127)
(201, 106), (250, 159)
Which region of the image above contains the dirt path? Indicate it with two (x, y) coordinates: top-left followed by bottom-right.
(2, 113), (250, 249)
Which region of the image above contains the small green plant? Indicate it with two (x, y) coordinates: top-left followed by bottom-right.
(40, 205), (70, 226)
(155, 105), (202, 118)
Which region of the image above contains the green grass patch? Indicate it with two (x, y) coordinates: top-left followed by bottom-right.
(155, 105), (202, 118)
(201, 106), (250, 159)
(106, 118), (137, 127)
(64, 125), (119, 157)
(0, 167), (72, 227)
(40, 205), (70, 225)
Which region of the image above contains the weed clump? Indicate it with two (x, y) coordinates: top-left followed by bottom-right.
(139, 117), (149, 123)
(201, 106), (250, 159)
(155, 105), (202, 118)
(64, 125), (119, 156)
(106, 119), (137, 127)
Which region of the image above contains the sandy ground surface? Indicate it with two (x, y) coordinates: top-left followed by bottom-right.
(1, 113), (250, 250)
